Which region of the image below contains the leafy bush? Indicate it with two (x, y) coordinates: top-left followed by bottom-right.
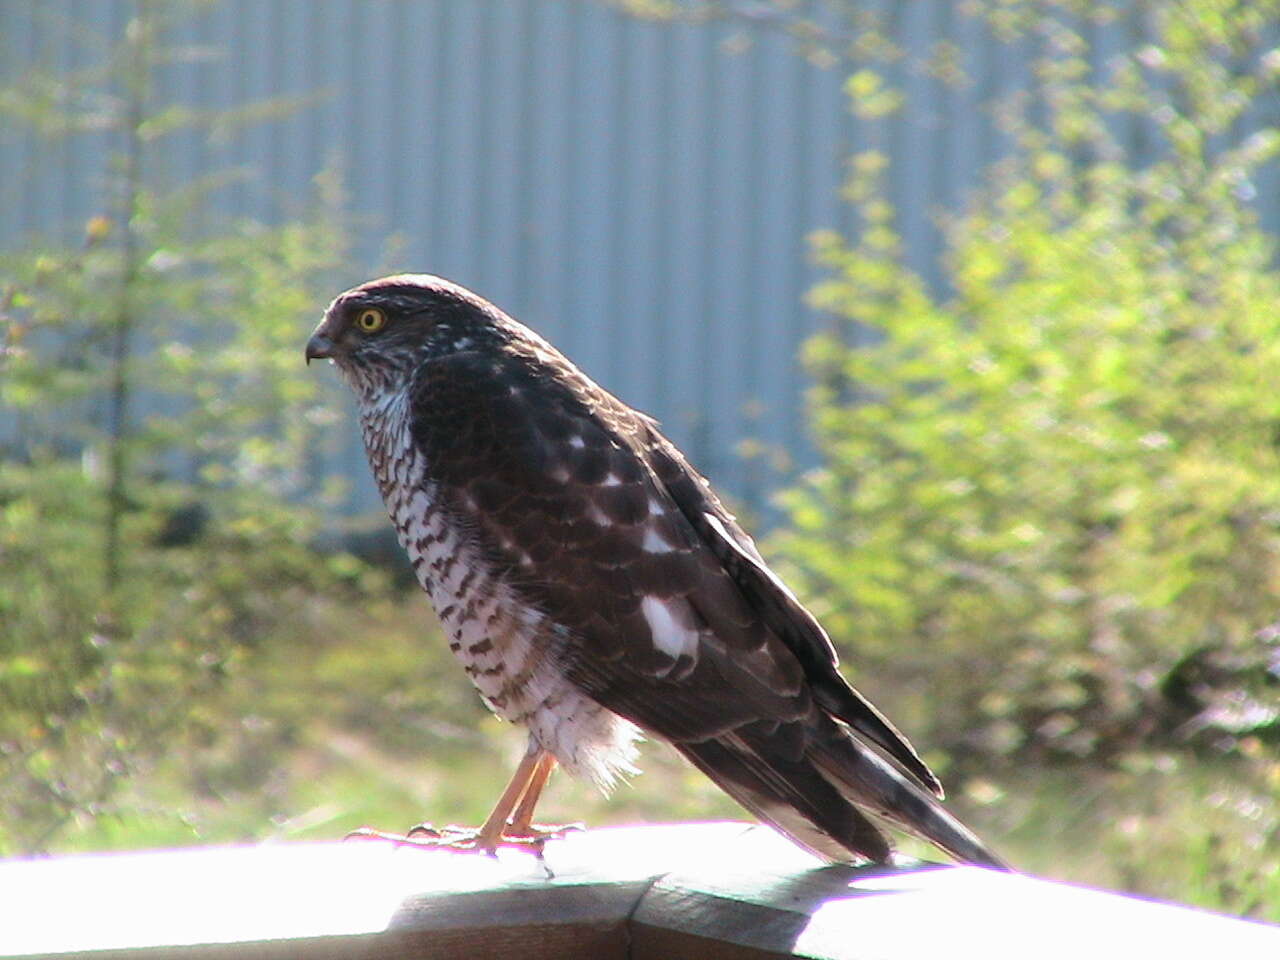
(0, 3), (383, 854)
(0, 201), (382, 853)
(773, 4), (1280, 773)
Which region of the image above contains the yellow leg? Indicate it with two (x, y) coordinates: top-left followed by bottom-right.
(345, 747), (579, 856)
(472, 749), (548, 848)
(508, 752), (558, 834)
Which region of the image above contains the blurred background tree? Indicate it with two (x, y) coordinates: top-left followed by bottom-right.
(0, 0), (384, 854)
(755, 0), (1280, 914)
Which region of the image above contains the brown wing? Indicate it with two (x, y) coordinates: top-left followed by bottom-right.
(409, 346), (811, 740)
(639, 424), (944, 797)
(409, 344), (1003, 867)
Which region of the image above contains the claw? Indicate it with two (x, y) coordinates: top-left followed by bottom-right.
(507, 821), (584, 840)
(342, 820), (583, 858)
(343, 748), (574, 860)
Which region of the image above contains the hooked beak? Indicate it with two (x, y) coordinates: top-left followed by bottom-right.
(305, 332), (334, 365)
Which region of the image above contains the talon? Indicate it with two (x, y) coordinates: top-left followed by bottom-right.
(339, 821), (582, 857)
(344, 749), (577, 859)
(505, 821), (584, 841)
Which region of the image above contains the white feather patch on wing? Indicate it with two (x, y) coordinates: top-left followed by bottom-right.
(641, 595), (698, 659)
(642, 525), (676, 553)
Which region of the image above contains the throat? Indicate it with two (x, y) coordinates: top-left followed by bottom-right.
(357, 387), (421, 501)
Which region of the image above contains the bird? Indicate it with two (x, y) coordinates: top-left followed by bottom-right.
(305, 274), (1007, 869)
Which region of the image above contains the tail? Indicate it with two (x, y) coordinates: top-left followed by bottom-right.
(675, 717), (1009, 870)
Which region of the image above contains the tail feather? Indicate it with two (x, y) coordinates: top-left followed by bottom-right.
(812, 676), (945, 798)
(808, 725), (1010, 869)
(675, 718), (1009, 870)
(677, 735), (891, 863)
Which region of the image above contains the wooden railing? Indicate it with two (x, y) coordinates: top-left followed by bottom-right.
(0, 822), (1275, 959)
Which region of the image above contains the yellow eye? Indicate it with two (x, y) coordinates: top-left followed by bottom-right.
(355, 307), (386, 333)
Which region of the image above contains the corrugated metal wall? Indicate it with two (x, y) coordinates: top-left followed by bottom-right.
(2, 1), (1277, 515)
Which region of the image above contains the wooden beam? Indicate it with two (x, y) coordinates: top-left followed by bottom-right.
(0, 823), (1274, 959)
(629, 826), (1280, 958)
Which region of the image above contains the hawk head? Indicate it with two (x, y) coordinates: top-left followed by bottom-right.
(305, 274), (508, 401)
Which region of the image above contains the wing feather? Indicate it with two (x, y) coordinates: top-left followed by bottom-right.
(404, 342), (1004, 864)
(409, 349), (807, 741)
(641, 426), (943, 796)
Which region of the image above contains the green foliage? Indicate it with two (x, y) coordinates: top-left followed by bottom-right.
(0, 459), (369, 853)
(773, 0), (1274, 768)
(779, 0), (1280, 764)
(790, 170), (1280, 762)
(0, 1), (377, 854)
(961, 762), (1280, 919)
(768, 0), (1280, 915)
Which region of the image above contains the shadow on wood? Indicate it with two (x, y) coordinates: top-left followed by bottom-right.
(0, 822), (1274, 959)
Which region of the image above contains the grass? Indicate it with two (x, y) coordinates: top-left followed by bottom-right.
(24, 594), (1280, 923)
(965, 764), (1280, 920)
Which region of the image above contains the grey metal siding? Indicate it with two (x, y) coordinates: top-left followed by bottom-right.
(2, 0), (1276, 515)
